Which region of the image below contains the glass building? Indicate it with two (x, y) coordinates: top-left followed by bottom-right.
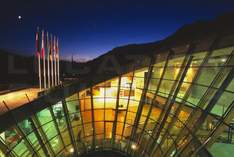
(1, 33), (234, 157)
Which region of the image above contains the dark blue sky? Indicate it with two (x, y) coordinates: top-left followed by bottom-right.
(0, 0), (234, 60)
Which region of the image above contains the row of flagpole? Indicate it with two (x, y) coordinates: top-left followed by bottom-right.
(36, 27), (60, 91)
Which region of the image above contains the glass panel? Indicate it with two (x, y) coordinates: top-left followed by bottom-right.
(93, 83), (104, 109)
(66, 94), (82, 128)
(1, 127), (22, 149)
(211, 46), (234, 57)
(187, 85), (208, 106)
(37, 148), (45, 157)
(82, 111), (92, 123)
(0, 148), (5, 157)
(36, 108), (52, 125)
(18, 119), (41, 149)
(13, 139), (31, 157)
(158, 80), (175, 98)
(84, 123), (93, 137)
(105, 122), (113, 139)
(126, 111), (136, 125)
(18, 119), (33, 135)
(66, 93), (79, 106)
(116, 122), (124, 137)
(79, 89), (92, 111)
(211, 91), (234, 116)
(94, 109), (104, 121)
(227, 79), (234, 92)
(52, 103), (67, 131)
(41, 121), (58, 140)
(105, 109), (114, 121)
(27, 132), (40, 149)
(95, 122), (104, 135)
(49, 136), (63, 154)
(61, 131), (71, 146)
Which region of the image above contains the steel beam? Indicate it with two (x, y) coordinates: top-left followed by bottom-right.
(48, 106), (67, 151)
(140, 51), (173, 155)
(29, 117), (51, 157)
(0, 134), (15, 157)
(150, 56), (193, 157)
(89, 87), (96, 149)
(77, 93), (87, 153)
(2, 101), (39, 157)
(61, 99), (79, 156)
(111, 76), (122, 147)
(163, 36), (222, 157)
(179, 65), (234, 156)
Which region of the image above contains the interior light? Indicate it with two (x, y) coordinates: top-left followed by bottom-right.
(221, 58), (226, 62)
(69, 147), (74, 153)
(131, 143), (137, 150)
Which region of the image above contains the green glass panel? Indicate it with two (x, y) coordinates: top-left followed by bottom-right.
(70, 112), (82, 127)
(72, 125), (83, 144)
(41, 121), (58, 140)
(195, 67), (221, 86)
(158, 80), (175, 97)
(66, 93), (79, 105)
(13, 139), (31, 157)
(148, 78), (159, 92)
(66, 96), (79, 114)
(18, 119), (33, 135)
(211, 46), (234, 57)
(226, 79), (234, 92)
(17, 119), (42, 152)
(37, 148), (46, 157)
(167, 56), (185, 67)
(187, 85), (208, 106)
(27, 132), (40, 148)
(0, 149), (5, 157)
(61, 131), (71, 146)
(49, 136), (63, 154)
(153, 61), (166, 68)
(163, 67), (180, 80)
(211, 91), (234, 116)
(37, 108), (52, 125)
(2, 128), (21, 149)
(52, 104), (68, 132)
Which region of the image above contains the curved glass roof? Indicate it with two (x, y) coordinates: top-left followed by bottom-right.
(0, 35), (234, 157)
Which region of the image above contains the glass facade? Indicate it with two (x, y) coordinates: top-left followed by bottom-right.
(0, 39), (234, 157)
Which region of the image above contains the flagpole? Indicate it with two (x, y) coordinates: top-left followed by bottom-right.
(38, 55), (42, 90)
(57, 38), (60, 84)
(42, 30), (46, 89)
(36, 27), (42, 91)
(47, 32), (50, 88)
(51, 34), (54, 87)
(54, 36), (57, 86)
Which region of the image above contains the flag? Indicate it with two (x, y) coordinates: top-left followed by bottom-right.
(41, 31), (45, 59)
(36, 27), (40, 58)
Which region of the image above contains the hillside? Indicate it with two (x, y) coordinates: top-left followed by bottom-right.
(1, 12), (234, 89)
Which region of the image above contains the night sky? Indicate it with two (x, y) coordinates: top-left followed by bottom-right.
(0, 0), (234, 60)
